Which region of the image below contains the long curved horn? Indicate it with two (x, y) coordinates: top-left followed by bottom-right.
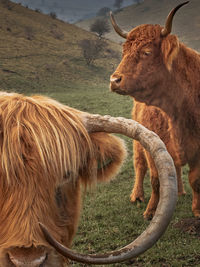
(40, 113), (177, 264)
(110, 11), (128, 39)
(161, 1), (189, 37)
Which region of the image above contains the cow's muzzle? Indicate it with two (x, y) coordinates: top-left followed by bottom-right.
(7, 247), (47, 267)
(110, 73), (126, 95)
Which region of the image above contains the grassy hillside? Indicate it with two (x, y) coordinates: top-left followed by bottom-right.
(76, 0), (200, 51)
(0, 0), (129, 114)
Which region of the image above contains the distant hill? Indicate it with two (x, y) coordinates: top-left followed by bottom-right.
(76, 0), (200, 51)
(11, 0), (137, 23)
(0, 1), (121, 95)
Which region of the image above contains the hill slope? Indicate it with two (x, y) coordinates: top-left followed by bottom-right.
(0, 1), (121, 98)
(12, 0), (136, 23)
(76, 0), (200, 51)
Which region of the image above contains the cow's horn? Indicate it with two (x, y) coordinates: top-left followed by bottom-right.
(110, 11), (128, 39)
(161, 1), (189, 37)
(40, 113), (177, 264)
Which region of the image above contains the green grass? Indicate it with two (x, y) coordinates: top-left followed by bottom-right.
(48, 86), (200, 267)
(71, 163), (200, 267)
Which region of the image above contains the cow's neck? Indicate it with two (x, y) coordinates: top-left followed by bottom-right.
(160, 43), (200, 136)
(150, 43), (200, 161)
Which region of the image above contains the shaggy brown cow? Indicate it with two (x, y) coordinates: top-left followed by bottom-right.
(0, 92), (177, 266)
(131, 101), (186, 206)
(110, 1), (200, 219)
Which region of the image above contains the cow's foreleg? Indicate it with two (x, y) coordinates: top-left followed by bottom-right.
(143, 157), (159, 220)
(130, 141), (147, 203)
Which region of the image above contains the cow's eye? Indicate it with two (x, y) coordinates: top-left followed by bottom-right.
(143, 50), (152, 56)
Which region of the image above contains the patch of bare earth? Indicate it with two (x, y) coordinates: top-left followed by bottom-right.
(174, 217), (200, 237)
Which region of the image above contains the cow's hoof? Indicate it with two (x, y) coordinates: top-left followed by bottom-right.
(130, 191), (144, 203)
(178, 190), (186, 196)
(143, 209), (155, 220)
(193, 210), (200, 218)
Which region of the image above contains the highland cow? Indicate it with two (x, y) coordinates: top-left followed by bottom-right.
(110, 1), (200, 219)
(131, 101), (186, 208)
(0, 92), (176, 265)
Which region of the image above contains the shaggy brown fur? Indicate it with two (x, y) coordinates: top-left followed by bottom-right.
(130, 101), (186, 206)
(0, 92), (126, 266)
(110, 19), (200, 218)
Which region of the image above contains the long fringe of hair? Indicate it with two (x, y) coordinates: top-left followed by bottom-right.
(0, 92), (94, 186)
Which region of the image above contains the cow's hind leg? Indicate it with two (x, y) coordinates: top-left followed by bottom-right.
(176, 166), (186, 196)
(188, 160), (200, 217)
(130, 141), (147, 203)
(143, 162), (186, 219)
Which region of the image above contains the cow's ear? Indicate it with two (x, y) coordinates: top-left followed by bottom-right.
(94, 133), (126, 182)
(161, 35), (179, 71)
(81, 133), (126, 185)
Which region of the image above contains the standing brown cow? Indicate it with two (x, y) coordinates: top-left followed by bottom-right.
(110, 1), (200, 219)
(0, 92), (176, 265)
(131, 101), (186, 209)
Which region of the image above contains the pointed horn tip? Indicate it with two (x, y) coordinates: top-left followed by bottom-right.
(110, 11), (114, 19)
(161, 1), (189, 37)
(39, 222), (50, 239)
(39, 222), (46, 233)
(39, 222), (60, 248)
(179, 1), (190, 7)
(38, 222), (45, 229)
(110, 11), (115, 22)
(39, 222), (44, 228)
(109, 11), (128, 39)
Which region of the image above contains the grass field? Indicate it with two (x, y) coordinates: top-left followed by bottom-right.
(1, 1), (200, 266)
(48, 77), (200, 267)
(62, 89), (200, 267)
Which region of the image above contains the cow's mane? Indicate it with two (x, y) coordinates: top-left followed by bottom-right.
(0, 92), (93, 248)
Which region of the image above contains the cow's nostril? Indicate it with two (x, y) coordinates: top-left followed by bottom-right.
(8, 251), (47, 267)
(115, 77), (122, 83)
(110, 75), (122, 84)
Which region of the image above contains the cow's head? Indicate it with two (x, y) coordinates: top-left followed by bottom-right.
(110, 2), (189, 106)
(0, 92), (177, 266)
